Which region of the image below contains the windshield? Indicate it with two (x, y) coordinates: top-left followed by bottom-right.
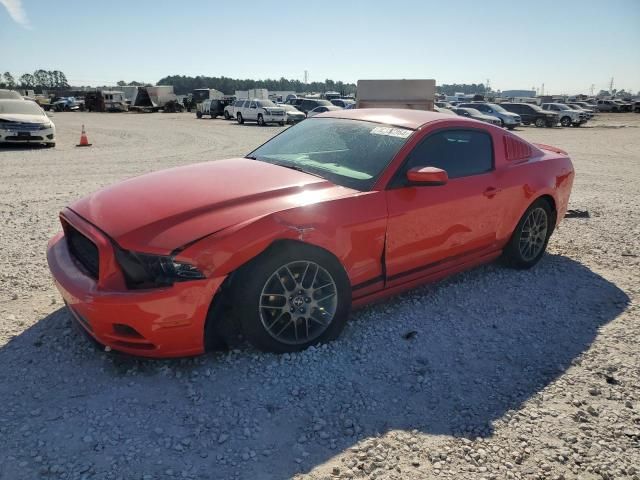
(257, 100), (277, 107)
(0, 100), (45, 116)
(487, 103), (507, 113)
(248, 118), (413, 191)
(461, 108), (482, 115)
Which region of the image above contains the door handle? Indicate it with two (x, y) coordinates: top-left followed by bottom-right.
(483, 187), (502, 198)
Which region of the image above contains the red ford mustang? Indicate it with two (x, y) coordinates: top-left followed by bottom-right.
(47, 109), (574, 357)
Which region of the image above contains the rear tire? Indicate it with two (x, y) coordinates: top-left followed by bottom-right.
(237, 113), (244, 124)
(279, 121), (285, 126)
(196, 111), (203, 119)
(232, 243), (351, 353)
(502, 199), (554, 269)
(224, 111), (231, 120)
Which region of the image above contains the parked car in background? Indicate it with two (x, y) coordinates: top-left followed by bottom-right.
(196, 99), (229, 119)
(457, 102), (521, 129)
(541, 103), (587, 126)
(501, 103), (558, 127)
(0, 89), (23, 100)
(307, 105), (343, 117)
(236, 99), (286, 126)
(224, 99), (245, 120)
(634, 101), (640, 113)
(281, 104), (306, 124)
(612, 100), (633, 112)
(566, 103), (594, 119)
(0, 99), (55, 147)
(331, 99), (355, 108)
(596, 100), (621, 112)
(46, 108), (574, 357)
(433, 106), (456, 115)
(296, 98), (334, 115)
(570, 102), (597, 115)
(435, 101), (453, 109)
(450, 107), (502, 126)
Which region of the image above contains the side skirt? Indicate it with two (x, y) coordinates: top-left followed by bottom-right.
(351, 249), (502, 309)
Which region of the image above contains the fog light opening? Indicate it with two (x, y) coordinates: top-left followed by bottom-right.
(113, 323), (144, 338)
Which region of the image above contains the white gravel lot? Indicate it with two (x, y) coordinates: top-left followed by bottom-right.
(0, 112), (638, 480)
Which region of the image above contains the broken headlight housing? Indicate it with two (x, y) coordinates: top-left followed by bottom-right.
(115, 249), (205, 289)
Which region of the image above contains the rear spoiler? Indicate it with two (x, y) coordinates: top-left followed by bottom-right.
(533, 143), (568, 155)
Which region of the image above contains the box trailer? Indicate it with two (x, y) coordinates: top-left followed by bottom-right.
(356, 79), (436, 110)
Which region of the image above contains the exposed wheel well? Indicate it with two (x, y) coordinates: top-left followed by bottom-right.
(536, 194), (557, 229)
(203, 239), (344, 351)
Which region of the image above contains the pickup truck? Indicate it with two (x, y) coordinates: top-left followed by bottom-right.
(541, 103), (587, 127)
(235, 99), (286, 126)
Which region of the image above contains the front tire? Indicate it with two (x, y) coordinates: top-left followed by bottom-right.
(534, 117), (546, 128)
(560, 116), (572, 127)
(196, 111), (203, 119)
(232, 243), (351, 353)
(257, 114), (265, 126)
(237, 113), (244, 124)
(502, 199), (553, 269)
(224, 111), (231, 120)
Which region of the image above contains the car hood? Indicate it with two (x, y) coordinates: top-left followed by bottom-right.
(473, 113), (499, 122)
(0, 113), (48, 124)
(69, 158), (356, 253)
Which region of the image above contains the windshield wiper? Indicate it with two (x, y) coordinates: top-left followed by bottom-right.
(245, 155), (257, 160)
(269, 161), (325, 178)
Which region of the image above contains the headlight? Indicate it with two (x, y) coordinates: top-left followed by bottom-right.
(39, 122), (53, 130)
(115, 248), (205, 289)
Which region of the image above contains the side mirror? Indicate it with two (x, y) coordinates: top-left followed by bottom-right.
(406, 167), (448, 186)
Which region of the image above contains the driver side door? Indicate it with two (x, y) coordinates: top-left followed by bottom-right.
(384, 128), (504, 286)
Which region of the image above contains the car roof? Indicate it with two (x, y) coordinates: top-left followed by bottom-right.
(314, 108), (473, 129)
(0, 98), (28, 104)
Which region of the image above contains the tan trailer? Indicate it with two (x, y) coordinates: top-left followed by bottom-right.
(356, 79), (436, 110)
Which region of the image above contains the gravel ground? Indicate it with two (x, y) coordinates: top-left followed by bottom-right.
(0, 112), (638, 480)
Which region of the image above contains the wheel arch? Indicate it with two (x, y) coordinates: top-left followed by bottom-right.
(202, 237), (348, 351)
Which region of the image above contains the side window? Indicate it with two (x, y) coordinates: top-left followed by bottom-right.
(394, 129), (493, 186)
(476, 104), (488, 112)
(250, 102), (256, 109)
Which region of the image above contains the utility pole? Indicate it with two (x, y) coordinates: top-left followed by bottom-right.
(303, 70), (309, 84)
(590, 84), (595, 96)
(541, 83), (545, 96)
(609, 77), (614, 93)
(485, 78), (490, 93)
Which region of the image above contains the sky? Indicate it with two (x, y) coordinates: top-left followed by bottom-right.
(1, 0), (639, 95)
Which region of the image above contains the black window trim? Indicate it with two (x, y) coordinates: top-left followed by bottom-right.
(386, 126), (496, 190)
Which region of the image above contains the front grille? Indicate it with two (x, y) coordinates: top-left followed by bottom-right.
(66, 225), (100, 278)
(5, 135), (44, 141)
(271, 111), (284, 116)
(0, 122), (45, 131)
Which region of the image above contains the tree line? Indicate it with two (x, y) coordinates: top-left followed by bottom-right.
(1, 70), (69, 89)
(156, 75), (358, 96)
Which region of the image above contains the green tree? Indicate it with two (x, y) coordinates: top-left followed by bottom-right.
(3, 72), (16, 88)
(19, 73), (35, 87)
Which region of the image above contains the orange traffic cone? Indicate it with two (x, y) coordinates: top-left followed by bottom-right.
(76, 124), (92, 147)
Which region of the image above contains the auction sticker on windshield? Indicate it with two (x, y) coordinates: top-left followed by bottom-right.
(370, 126), (412, 138)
